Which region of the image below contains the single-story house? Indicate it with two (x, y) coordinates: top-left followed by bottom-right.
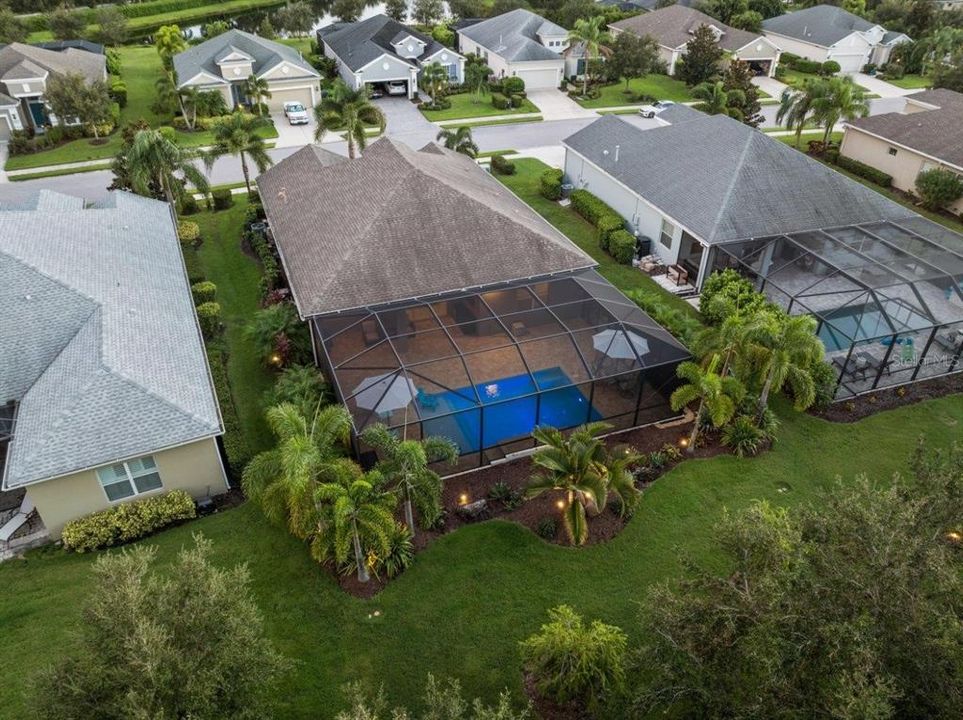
(841, 88), (963, 214)
(610, 5), (781, 77)
(318, 15), (465, 100)
(562, 109), (963, 400)
(0, 41), (106, 139)
(173, 29), (321, 111)
(457, 9), (569, 89)
(762, 4), (910, 72)
(0, 190), (227, 547)
(257, 138), (690, 472)
(598, 0), (699, 10)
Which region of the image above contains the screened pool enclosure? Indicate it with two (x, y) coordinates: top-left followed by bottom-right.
(313, 270), (691, 473)
(708, 216), (963, 399)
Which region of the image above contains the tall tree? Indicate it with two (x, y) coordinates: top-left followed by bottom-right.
(691, 79), (746, 119)
(744, 312), (823, 417)
(436, 125), (479, 157)
(154, 24), (186, 72)
(203, 111), (273, 196)
(701, 0), (749, 24)
(273, 1), (314, 36)
(384, 0), (409, 21)
(244, 73), (273, 116)
(330, 0), (366, 23)
(314, 80), (386, 158)
(419, 61), (450, 105)
(669, 354), (745, 452)
(676, 24), (724, 86)
(811, 75), (869, 145)
(606, 31), (663, 91)
(0, 8), (28, 44)
(29, 536), (291, 720)
(124, 129), (210, 211)
(94, 5), (129, 45)
(568, 15), (612, 96)
(413, 0), (444, 25)
(47, 5), (85, 41)
(448, 0), (486, 18)
(45, 74), (113, 139)
(360, 424), (457, 537)
(722, 59), (764, 127)
(464, 60), (492, 103)
(775, 85), (815, 148)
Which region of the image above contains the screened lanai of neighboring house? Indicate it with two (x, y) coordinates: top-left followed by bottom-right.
(707, 215), (963, 400)
(314, 270), (691, 473)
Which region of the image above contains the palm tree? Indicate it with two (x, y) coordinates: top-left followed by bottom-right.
(670, 354), (745, 453)
(242, 402), (353, 538)
(691, 80), (746, 120)
(313, 80), (386, 159)
(420, 61), (449, 106)
(244, 74), (272, 116)
(464, 61), (492, 104)
(177, 85), (201, 130)
(744, 312), (823, 419)
(203, 111), (273, 196)
(811, 75), (869, 145)
(314, 463), (397, 583)
(359, 424), (457, 537)
(692, 314), (753, 379)
(568, 16), (611, 97)
(776, 86), (816, 149)
(126, 128), (209, 213)
(436, 125), (479, 157)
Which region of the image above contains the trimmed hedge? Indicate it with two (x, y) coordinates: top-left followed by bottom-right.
(491, 154), (516, 175)
(211, 189), (234, 210)
(539, 168), (564, 200)
(178, 220), (200, 245)
(191, 280), (217, 305)
(570, 189), (618, 225)
(206, 346), (252, 475)
(61, 489), (196, 553)
(608, 229), (636, 265)
(836, 155), (892, 187)
(491, 92), (510, 110)
(509, 93), (524, 108)
(596, 214), (624, 251)
(196, 301), (221, 339)
(502, 76), (526, 94)
(179, 194), (199, 216)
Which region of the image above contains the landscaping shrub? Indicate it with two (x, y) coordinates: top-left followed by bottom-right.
(382, 522), (414, 579)
(626, 289), (703, 347)
(608, 229), (636, 265)
(431, 24), (454, 46)
(596, 213), (625, 251)
(266, 364), (328, 418)
(245, 227), (280, 295)
(536, 516), (558, 541)
(105, 47), (122, 75)
(61, 489), (196, 553)
(206, 346), (251, 475)
(835, 155), (892, 187)
(195, 301), (221, 339)
(820, 60), (841, 76)
(490, 154), (515, 175)
(539, 167), (564, 200)
(570, 189), (619, 226)
(178, 220), (200, 246)
(502, 76), (525, 94)
(491, 92), (510, 110)
(171, 113), (237, 131)
(191, 280), (217, 305)
(509, 93), (524, 108)
(722, 415), (765, 457)
(211, 188), (234, 210)
(245, 302), (311, 367)
(158, 125), (177, 143)
(699, 268), (770, 325)
(914, 167), (963, 210)
(809, 359), (838, 409)
(109, 78), (127, 108)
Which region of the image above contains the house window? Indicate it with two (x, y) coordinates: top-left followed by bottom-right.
(660, 218), (676, 249)
(445, 63), (458, 79)
(96, 455), (163, 502)
(888, 147), (897, 156)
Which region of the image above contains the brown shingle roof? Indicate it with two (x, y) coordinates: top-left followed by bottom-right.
(610, 5), (763, 51)
(846, 88), (963, 170)
(258, 139), (596, 317)
(0, 43), (105, 85)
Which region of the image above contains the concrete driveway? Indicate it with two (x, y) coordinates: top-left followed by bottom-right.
(270, 110), (316, 148)
(752, 75), (790, 99)
(526, 88), (598, 121)
(852, 73), (916, 98)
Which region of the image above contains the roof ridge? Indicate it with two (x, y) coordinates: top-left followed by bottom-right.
(706, 126), (757, 243)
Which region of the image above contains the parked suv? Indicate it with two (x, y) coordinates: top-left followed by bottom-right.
(283, 101), (310, 125)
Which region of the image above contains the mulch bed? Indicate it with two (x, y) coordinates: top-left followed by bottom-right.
(811, 372), (963, 423)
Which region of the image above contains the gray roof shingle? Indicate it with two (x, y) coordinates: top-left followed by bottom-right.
(611, 5), (764, 51)
(318, 14), (454, 72)
(0, 42), (105, 85)
(0, 191), (222, 488)
(563, 110), (916, 244)
(458, 9), (567, 62)
(258, 138), (596, 317)
(762, 5), (880, 47)
(173, 29), (318, 86)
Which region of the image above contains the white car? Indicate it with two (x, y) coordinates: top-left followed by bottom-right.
(283, 101), (310, 125)
(639, 100), (675, 118)
(385, 81), (407, 96)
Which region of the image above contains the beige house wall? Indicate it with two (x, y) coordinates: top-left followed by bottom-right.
(24, 437), (227, 539)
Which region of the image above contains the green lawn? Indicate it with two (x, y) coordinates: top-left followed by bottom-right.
(420, 93), (539, 121)
(779, 68), (819, 90)
(574, 75), (693, 108)
(444, 115), (543, 129)
(884, 73), (932, 90)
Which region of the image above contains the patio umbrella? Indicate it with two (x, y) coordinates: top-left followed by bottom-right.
(351, 373), (416, 413)
(592, 328), (650, 360)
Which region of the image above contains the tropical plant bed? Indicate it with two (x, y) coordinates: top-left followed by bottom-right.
(811, 372), (963, 423)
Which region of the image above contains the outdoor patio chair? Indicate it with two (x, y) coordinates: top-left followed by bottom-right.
(416, 388), (438, 411)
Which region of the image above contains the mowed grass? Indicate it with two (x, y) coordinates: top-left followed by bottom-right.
(885, 73), (932, 89)
(420, 92), (539, 121)
(574, 74), (693, 108)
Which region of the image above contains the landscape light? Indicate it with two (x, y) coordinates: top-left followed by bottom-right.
(556, 500), (565, 510)
(459, 493), (469, 506)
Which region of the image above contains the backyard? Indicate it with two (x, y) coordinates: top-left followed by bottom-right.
(419, 92), (539, 122)
(573, 74), (693, 108)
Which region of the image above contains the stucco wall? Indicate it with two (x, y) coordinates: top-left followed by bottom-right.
(763, 32), (830, 62)
(458, 36), (511, 78)
(25, 437), (227, 539)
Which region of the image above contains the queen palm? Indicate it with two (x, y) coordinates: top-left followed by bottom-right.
(436, 125), (479, 157)
(568, 16), (611, 97)
(692, 80), (746, 120)
(313, 80), (386, 159)
(314, 462), (397, 583)
(360, 424), (457, 538)
(464, 61), (492, 104)
(670, 354), (745, 453)
(420, 61), (449, 106)
(203, 111), (273, 196)
(126, 128), (209, 213)
(244, 74), (272, 116)
(242, 402), (352, 539)
(776, 85), (817, 149)
(811, 76), (868, 145)
(744, 312), (823, 418)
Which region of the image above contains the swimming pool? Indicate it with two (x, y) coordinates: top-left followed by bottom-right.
(420, 367), (602, 454)
(817, 300), (932, 352)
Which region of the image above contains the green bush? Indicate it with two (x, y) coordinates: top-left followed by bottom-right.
(195, 301), (221, 339)
(810, 359), (839, 409)
(539, 167), (564, 200)
(211, 189), (234, 210)
(836, 155), (892, 187)
(105, 47), (122, 75)
(536, 516), (558, 541)
(490, 154), (515, 175)
(699, 268), (770, 325)
(626, 289), (703, 347)
(608, 229), (636, 265)
(61, 489), (196, 553)
(191, 280), (217, 305)
(266, 364), (328, 418)
(109, 78), (127, 108)
(491, 92), (510, 110)
(570, 189), (619, 226)
(502, 76), (525, 94)
(431, 24), (454, 46)
(206, 346), (251, 475)
(596, 213), (624, 251)
(158, 125), (176, 142)
(820, 60), (841, 76)
(178, 220), (200, 245)
(722, 415), (765, 457)
(179, 194), (199, 215)
(914, 167), (963, 210)
(509, 93), (524, 108)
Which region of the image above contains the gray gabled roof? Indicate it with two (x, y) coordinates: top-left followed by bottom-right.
(611, 5), (765, 51)
(319, 14), (457, 72)
(762, 5), (881, 47)
(258, 138), (596, 318)
(0, 191), (222, 488)
(0, 42), (105, 84)
(458, 9), (567, 62)
(563, 110), (916, 245)
(173, 29), (318, 86)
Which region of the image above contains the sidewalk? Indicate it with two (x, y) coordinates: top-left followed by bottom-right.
(435, 111), (543, 127)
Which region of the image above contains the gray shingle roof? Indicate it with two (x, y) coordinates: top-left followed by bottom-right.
(612, 5), (765, 51)
(563, 110), (916, 244)
(0, 191), (222, 488)
(173, 29), (318, 87)
(762, 5), (879, 47)
(846, 88), (963, 169)
(0, 42), (105, 85)
(258, 138), (596, 317)
(458, 9), (567, 62)
(318, 14), (454, 72)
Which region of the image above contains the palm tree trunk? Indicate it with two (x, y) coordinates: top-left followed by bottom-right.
(352, 522), (369, 583)
(347, 132), (356, 160)
(758, 368), (775, 421)
(403, 486), (416, 539)
(795, 123), (804, 149)
(240, 153), (252, 196)
(688, 396), (704, 453)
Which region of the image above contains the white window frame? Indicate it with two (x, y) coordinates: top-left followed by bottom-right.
(96, 455), (164, 503)
(660, 218), (676, 249)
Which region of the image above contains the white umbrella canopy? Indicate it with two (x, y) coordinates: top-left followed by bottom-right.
(592, 328), (650, 360)
(351, 373), (417, 413)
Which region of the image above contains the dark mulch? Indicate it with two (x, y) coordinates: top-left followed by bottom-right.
(811, 373), (963, 423)
(523, 673), (590, 720)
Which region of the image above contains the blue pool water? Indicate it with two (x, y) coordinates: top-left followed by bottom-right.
(817, 300), (931, 352)
(420, 367), (602, 454)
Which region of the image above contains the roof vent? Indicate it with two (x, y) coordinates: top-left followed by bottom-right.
(23, 294), (31, 301)
(278, 187), (287, 203)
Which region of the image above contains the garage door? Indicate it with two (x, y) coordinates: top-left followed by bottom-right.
(512, 67), (559, 90)
(267, 87), (314, 111)
(830, 52), (868, 74)
(0, 116), (9, 142)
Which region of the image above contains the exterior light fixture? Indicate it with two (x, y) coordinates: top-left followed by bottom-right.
(556, 499), (565, 510)
(459, 493), (469, 506)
